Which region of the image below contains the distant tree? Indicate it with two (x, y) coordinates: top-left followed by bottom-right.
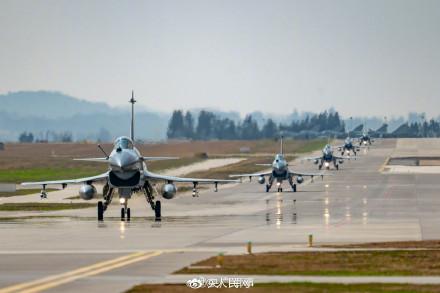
(59, 131), (73, 142)
(196, 110), (215, 140)
(183, 111), (195, 139)
(97, 127), (111, 142)
(18, 131), (34, 143)
(262, 119), (278, 139)
(167, 110), (186, 139)
(241, 115), (261, 140)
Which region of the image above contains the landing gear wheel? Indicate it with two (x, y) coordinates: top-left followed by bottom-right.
(319, 165), (322, 170)
(266, 185), (270, 192)
(97, 201), (103, 221)
(121, 208), (125, 221)
(127, 208), (131, 222)
(341, 152), (344, 155)
(336, 164), (339, 170)
(280, 188), (283, 192)
(293, 184), (297, 192)
(155, 200), (161, 221)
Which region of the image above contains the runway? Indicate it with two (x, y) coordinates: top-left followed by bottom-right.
(1, 138), (440, 292)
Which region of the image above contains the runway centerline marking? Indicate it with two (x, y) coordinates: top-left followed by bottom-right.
(0, 251), (163, 293)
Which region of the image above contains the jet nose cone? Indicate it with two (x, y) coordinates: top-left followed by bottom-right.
(109, 151), (139, 171)
(273, 161), (286, 172)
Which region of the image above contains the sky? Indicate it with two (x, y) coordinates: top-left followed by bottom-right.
(1, 0), (440, 119)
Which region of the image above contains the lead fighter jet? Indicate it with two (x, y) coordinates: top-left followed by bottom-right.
(229, 136), (331, 192)
(21, 92), (239, 221)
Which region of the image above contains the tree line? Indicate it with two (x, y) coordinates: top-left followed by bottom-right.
(167, 110), (345, 140)
(392, 119), (440, 138)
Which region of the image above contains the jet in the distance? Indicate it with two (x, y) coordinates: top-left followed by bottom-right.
(22, 92), (239, 222)
(358, 130), (374, 145)
(333, 134), (369, 156)
(302, 141), (352, 170)
(229, 136), (331, 192)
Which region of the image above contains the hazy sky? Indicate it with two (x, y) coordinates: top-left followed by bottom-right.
(1, 0), (440, 119)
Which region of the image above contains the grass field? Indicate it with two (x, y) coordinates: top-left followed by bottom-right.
(0, 202), (96, 211)
(176, 250), (440, 276)
(0, 189), (57, 197)
(125, 283), (440, 293)
(0, 139), (326, 183)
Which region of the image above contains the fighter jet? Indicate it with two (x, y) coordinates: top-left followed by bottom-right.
(229, 136), (331, 192)
(358, 130), (374, 145)
(21, 92), (239, 222)
(302, 140), (352, 170)
(332, 134), (369, 156)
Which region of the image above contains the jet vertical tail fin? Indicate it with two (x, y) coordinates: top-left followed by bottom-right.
(129, 91), (136, 142)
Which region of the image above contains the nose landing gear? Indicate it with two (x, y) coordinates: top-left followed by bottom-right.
(121, 203), (131, 221)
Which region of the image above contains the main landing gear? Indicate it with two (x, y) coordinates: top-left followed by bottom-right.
(266, 176), (274, 192)
(144, 181), (161, 221)
(288, 177), (297, 192)
(98, 182), (114, 221)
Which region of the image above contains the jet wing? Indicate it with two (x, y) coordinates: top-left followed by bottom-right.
(301, 156), (322, 161)
(288, 171), (333, 177)
(145, 171), (240, 183)
(333, 155), (353, 160)
(74, 158), (109, 162)
(21, 172), (109, 186)
(229, 171), (273, 178)
(141, 157), (179, 161)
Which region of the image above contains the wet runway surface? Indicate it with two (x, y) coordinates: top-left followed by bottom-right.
(1, 138), (440, 292)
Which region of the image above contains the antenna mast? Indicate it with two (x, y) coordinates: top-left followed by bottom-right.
(129, 90), (137, 142)
(280, 134), (284, 155)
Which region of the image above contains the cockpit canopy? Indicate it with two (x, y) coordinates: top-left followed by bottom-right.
(114, 136), (134, 150)
(275, 154), (284, 161)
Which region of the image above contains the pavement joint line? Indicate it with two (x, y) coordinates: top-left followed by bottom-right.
(378, 157), (390, 173)
(0, 251), (163, 293)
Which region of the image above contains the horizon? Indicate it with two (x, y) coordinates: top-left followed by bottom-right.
(1, 90), (434, 123)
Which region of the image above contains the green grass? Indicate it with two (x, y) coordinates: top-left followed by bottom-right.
(0, 189), (57, 197)
(0, 202), (96, 211)
(0, 168), (100, 184)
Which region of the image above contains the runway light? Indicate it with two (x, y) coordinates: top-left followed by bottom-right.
(247, 241), (252, 254)
(217, 252), (223, 268)
(363, 185), (367, 189)
(325, 184), (329, 188)
(119, 198), (126, 204)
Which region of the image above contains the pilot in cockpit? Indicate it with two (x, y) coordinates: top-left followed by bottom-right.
(114, 137), (133, 150)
